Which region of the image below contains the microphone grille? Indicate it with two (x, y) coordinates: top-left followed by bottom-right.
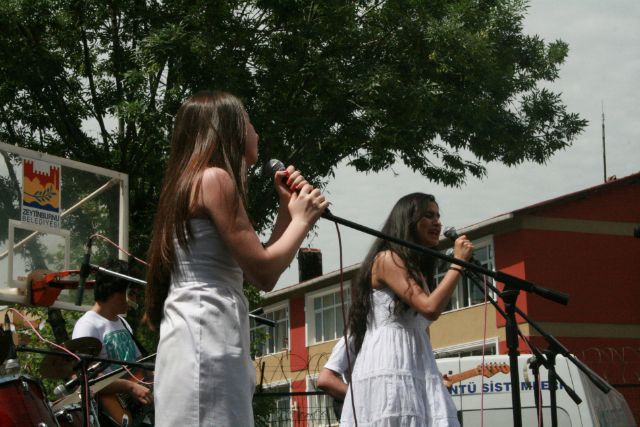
(443, 226), (458, 240)
(265, 159), (285, 176)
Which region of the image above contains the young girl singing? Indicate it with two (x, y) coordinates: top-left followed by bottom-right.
(341, 193), (473, 427)
(146, 90), (328, 426)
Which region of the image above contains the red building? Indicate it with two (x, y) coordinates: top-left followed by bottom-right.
(253, 172), (640, 426)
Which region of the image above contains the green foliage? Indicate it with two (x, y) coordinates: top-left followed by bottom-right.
(253, 388), (280, 427)
(0, 0), (586, 237)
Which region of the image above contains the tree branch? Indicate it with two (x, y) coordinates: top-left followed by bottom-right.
(109, 1), (125, 140)
(15, 22), (97, 157)
(80, 24), (111, 150)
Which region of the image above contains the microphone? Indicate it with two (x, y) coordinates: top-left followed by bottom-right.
(266, 159), (332, 216)
(126, 285), (139, 310)
(437, 248), (454, 270)
(53, 361), (111, 399)
(4, 313), (19, 374)
(265, 159), (286, 177)
(75, 237), (93, 306)
(443, 227), (482, 266)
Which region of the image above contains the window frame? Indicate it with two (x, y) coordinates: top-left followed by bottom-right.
(306, 374), (339, 427)
(263, 379), (293, 427)
(305, 282), (351, 347)
(250, 300), (290, 358)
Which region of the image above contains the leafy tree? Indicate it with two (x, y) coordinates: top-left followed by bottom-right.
(0, 0), (586, 236)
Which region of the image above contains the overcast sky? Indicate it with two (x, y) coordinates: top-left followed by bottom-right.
(271, 0), (640, 292)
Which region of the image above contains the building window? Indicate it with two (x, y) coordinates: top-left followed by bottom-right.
(306, 284), (351, 346)
(264, 381), (291, 427)
(435, 236), (495, 313)
(306, 375), (339, 427)
(250, 303), (289, 357)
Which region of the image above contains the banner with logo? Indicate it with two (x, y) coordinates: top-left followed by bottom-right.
(21, 157), (61, 229)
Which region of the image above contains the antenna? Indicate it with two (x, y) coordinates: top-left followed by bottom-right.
(602, 101), (607, 183)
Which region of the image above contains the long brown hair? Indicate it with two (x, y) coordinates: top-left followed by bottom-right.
(347, 193), (438, 355)
(145, 90), (249, 330)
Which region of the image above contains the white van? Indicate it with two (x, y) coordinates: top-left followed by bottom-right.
(435, 354), (636, 427)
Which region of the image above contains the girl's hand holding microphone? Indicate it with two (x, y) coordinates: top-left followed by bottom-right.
(451, 235), (474, 270)
(274, 165), (308, 201)
(274, 165), (328, 227)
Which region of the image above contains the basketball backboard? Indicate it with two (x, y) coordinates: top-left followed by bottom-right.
(0, 142), (129, 311)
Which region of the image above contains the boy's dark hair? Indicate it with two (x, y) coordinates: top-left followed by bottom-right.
(94, 259), (142, 303)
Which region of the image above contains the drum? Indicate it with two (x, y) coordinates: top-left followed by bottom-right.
(0, 374), (59, 427)
(55, 403), (85, 427)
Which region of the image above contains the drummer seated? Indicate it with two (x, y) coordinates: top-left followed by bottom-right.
(72, 259), (153, 407)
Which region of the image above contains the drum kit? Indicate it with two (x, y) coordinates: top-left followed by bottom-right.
(1, 328), (153, 427)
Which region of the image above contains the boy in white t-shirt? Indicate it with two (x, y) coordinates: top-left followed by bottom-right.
(72, 259), (152, 408)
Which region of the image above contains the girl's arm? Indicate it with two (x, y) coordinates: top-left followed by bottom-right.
(197, 167), (328, 292)
(373, 236), (474, 321)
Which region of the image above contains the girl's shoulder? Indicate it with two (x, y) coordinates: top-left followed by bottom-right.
(193, 167), (241, 219)
(200, 167), (237, 198)
(371, 250), (406, 290)
(202, 166), (232, 183)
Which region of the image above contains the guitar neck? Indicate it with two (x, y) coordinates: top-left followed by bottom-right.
(448, 368), (480, 384)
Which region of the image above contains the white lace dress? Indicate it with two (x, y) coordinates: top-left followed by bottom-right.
(154, 218), (256, 426)
(339, 287), (460, 427)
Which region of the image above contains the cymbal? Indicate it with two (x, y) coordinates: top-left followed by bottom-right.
(39, 337), (102, 380)
(63, 337), (102, 356)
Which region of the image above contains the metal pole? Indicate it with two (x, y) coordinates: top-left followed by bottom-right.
(602, 101), (607, 183)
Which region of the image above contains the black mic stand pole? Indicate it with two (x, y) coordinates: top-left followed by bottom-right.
(317, 210), (575, 427)
(528, 356), (544, 426)
(464, 267), (610, 394)
(542, 349), (559, 427)
(501, 286), (524, 427)
(320, 211), (570, 305)
(462, 270), (585, 427)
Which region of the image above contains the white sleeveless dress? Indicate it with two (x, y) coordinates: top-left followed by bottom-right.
(339, 288), (460, 427)
(155, 218), (256, 426)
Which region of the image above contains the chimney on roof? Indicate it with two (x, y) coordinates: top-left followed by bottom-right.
(297, 248), (322, 283)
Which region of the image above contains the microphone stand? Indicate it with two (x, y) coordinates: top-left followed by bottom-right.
(461, 268), (592, 427)
(320, 211), (570, 306)
(319, 210), (574, 427)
